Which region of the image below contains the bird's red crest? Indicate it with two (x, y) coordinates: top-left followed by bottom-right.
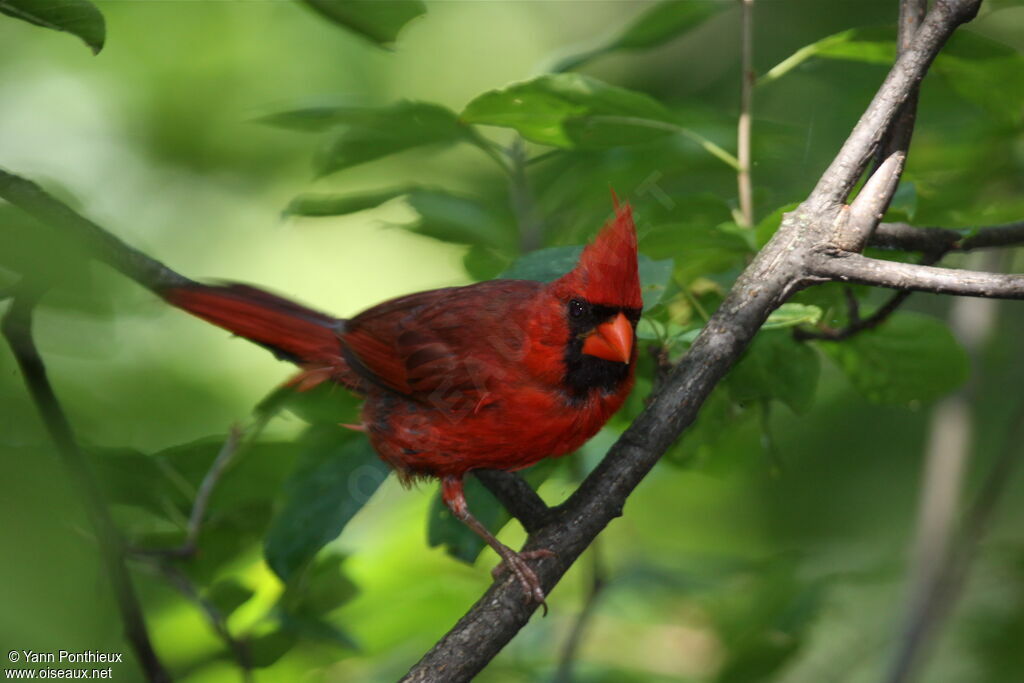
(556, 202), (642, 310)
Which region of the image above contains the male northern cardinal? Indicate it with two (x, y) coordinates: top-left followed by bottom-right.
(162, 202), (642, 605)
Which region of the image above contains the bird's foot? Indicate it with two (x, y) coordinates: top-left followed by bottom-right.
(491, 549), (556, 615)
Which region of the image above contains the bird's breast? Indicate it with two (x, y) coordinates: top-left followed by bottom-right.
(361, 380), (631, 480)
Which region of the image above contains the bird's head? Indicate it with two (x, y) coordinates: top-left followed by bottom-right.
(543, 201), (643, 397)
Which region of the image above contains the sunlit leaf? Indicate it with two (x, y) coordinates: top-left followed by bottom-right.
(818, 312), (969, 404)
(317, 101), (470, 174)
(463, 74), (686, 150)
(0, 0), (105, 54)
(760, 28), (893, 85)
(299, 0), (425, 47)
(554, 0), (728, 72)
(762, 303), (823, 330)
(283, 187), (412, 217)
(264, 426), (389, 581)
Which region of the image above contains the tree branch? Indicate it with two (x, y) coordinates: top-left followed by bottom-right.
(811, 252), (1024, 300)
(806, 0), (980, 214)
(0, 1), (989, 680)
(131, 426), (244, 559)
(0, 168), (191, 291)
(474, 470), (555, 534)
(871, 220), (1024, 253)
(795, 250), (946, 341)
(1, 289), (171, 683)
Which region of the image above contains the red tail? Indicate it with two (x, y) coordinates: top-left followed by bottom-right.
(163, 284), (343, 365)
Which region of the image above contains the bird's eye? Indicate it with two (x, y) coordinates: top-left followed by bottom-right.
(569, 299), (586, 319)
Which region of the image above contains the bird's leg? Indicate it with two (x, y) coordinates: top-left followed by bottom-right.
(441, 475), (554, 612)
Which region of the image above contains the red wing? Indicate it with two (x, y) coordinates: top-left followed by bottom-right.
(340, 281), (542, 406)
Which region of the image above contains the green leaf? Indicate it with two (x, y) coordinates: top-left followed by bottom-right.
(885, 181), (917, 223)
(427, 461), (557, 564)
(299, 0), (425, 47)
(206, 579), (255, 619)
(727, 330), (820, 414)
(255, 381), (361, 426)
(553, 0), (727, 72)
(500, 244), (673, 309)
(818, 312), (969, 404)
(754, 203), (799, 248)
(0, 0), (105, 54)
(762, 25), (1024, 123)
(317, 101), (469, 175)
(934, 52), (1024, 125)
(762, 304), (823, 331)
(463, 244), (513, 281)
(760, 28), (893, 85)
(462, 74), (675, 150)
(256, 105), (375, 132)
(264, 426), (389, 582)
(280, 554), (358, 616)
(500, 245), (582, 281)
(405, 189), (518, 250)
(283, 186), (412, 217)
(644, 221), (751, 284)
(248, 630), (298, 668)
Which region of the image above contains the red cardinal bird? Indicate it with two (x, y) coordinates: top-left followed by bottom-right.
(162, 202), (642, 604)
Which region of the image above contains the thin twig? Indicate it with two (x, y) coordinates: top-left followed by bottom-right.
(872, 220), (1024, 253)
(2, 289), (171, 683)
(131, 426), (244, 559)
(736, 0), (755, 228)
(146, 560), (253, 682)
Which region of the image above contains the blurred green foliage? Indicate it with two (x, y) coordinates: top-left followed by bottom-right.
(2, 0), (1023, 681)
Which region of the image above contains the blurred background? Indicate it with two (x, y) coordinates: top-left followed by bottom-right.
(1, 1), (1023, 681)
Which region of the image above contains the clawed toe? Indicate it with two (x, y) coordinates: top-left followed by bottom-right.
(491, 548), (554, 615)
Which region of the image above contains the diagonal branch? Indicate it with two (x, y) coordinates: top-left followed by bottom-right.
(0, 2), (988, 680)
(403, 5), (983, 678)
(0, 169), (191, 291)
(474, 470), (555, 534)
(806, 0), (980, 214)
(2, 288), (171, 683)
(811, 252), (1024, 300)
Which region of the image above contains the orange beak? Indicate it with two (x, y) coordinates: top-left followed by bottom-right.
(581, 312), (633, 364)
